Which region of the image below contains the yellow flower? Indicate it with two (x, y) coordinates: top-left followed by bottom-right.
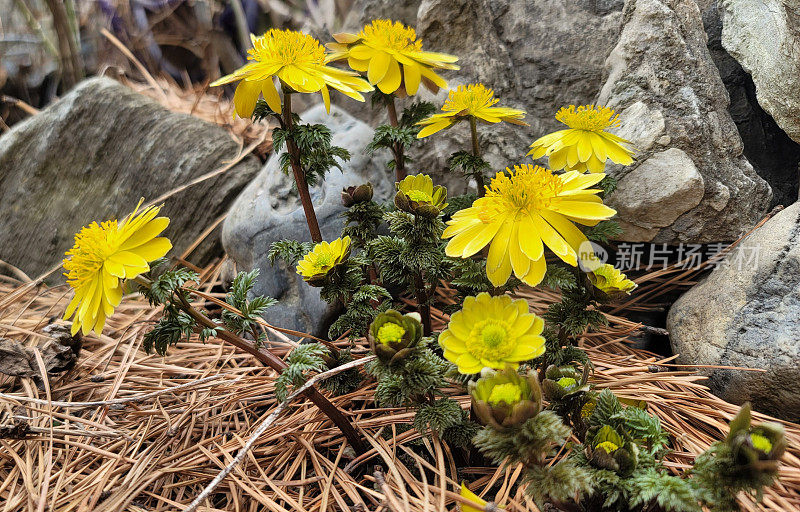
(589, 264), (637, 295)
(326, 19), (459, 95)
(63, 201), (172, 336)
(439, 292), (545, 374)
(459, 482), (504, 512)
(210, 29), (373, 118)
(296, 236), (351, 286)
(416, 84), (527, 138)
(443, 164), (616, 287)
(394, 174), (448, 217)
(528, 105), (634, 173)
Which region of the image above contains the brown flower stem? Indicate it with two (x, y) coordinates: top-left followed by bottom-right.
(413, 272), (432, 336)
(470, 117), (486, 198)
(174, 290), (367, 454)
(386, 96), (406, 182)
(283, 92), (323, 243)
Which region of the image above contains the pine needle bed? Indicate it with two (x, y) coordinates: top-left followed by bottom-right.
(1, 258), (798, 512)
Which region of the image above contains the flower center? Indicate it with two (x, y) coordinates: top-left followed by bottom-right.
(406, 189), (434, 203)
(595, 441), (619, 454)
(487, 383), (523, 405)
(750, 433), (773, 453)
(555, 105), (620, 131)
(314, 253), (333, 268)
(250, 29), (326, 67)
(480, 165), (564, 221)
(443, 84), (497, 114)
(63, 221), (119, 287)
(557, 377), (577, 389)
(465, 320), (515, 362)
(377, 323), (406, 345)
(360, 19), (422, 52)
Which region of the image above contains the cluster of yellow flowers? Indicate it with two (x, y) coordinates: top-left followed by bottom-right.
(61, 19), (636, 386)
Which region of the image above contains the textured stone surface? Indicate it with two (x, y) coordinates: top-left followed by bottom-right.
(0, 77), (261, 277)
(720, 0), (800, 144)
(610, 148), (704, 241)
(698, 0), (800, 208)
(222, 104), (394, 337)
(598, 0), (771, 243)
(342, 0), (625, 193)
(668, 202), (800, 420)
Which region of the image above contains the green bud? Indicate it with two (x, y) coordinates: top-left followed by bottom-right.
(367, 310), (423, 365)
(470, 368), (543, 431)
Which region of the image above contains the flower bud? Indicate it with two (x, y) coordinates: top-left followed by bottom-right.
(588, 264), (637, 298)
(586, 425), (638, 474)
(542, 364), (590, 402)
(469, 368), (543, 431)
(367, 310), (423, 364)
(394, 174), (448, 218)
(727, 403), (786, 472)
(341, 183), (374, 207)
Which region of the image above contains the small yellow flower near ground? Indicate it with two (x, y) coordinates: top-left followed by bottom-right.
(439, 292), (545, 374)
(63, 201), (172, 336)
(443, 164), (616, 287)
(459, 482), (504, 512)
(210, 29), (373, 118)
(416, 84), (527, 138)
(296, 236), (351, 286)
(589, 264), (637, 295)
(326, 19), (459, 95)
(528, 105), (634, 173)
(394, 174), (448, 217)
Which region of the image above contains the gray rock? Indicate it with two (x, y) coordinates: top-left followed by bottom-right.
(667, 202), (800, 420)
(341, 0), (625, 194)
(720, 0), (800, 144)
(221, 104), (394, 337)
(610, 148), (705, 241)
(0, 77), (261, 277)
(700, 0), (800, 208)
(598, 0), (771, 243)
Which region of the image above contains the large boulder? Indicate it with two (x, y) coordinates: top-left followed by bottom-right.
(667, 203), (800, 420)
(341, 0), (625, 193)
(598, 0), (771, 243)
(720, 0), (800, 145)
(0, 77), (261, 277)
(221, 104), (394, 337)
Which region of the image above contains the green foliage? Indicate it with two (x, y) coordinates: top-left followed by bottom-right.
(328, 284), (391, 340)
(143, 304), (203, 355)
(448, 150), (491, 183)
(369, 340), (448, 407)
(252, 98), (285, 123)
(367, 101), (435, 169)
(319, 348), (363, 397)
(341, 200), (385, 249)
(267, 240), (314, 267)
(400, 101), (436, 127)
(274, 343), (329, 402)
(610, 406), (670, 456)
(522, 461), (593, 505)
(413, 398), (464, 436)
(630, 469), (701, 512)
(140, 268), (198, 306)
(587, 220), (623, 244)
(274, 123), (350, 186)
(541, 264), (578, 291)
(221, 270), (277, 340)
(473, 411), (571, 466)
(534, 327), (592, 371)
(599, 175), (618, 196)
(545, 287), (608, 337)
(588, 389), (623, 428)
(442, 410), (480, 449)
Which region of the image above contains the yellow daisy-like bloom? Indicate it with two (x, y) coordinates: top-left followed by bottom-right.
(416, 83), (527, 138)
(326, 19), (459, 95)
(210, 29), (373, 118)
(528, 105), (634, 173)
(63, 202), (172, 336)
(439, 292), (545, 374)
(589, 264), (637, 295)
(296, 236), (351, 286)
(443, 164), (616, 287)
